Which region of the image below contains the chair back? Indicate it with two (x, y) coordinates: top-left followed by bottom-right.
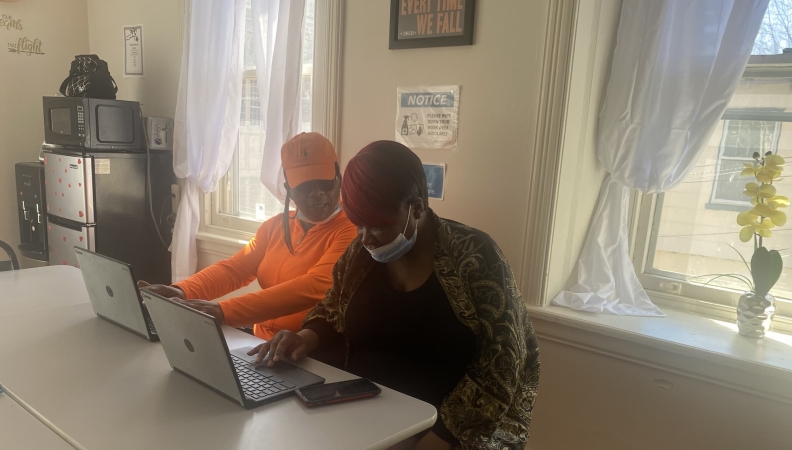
(0, 240), (20, 272)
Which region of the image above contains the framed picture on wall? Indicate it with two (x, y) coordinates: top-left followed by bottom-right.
(389, 0), (476, 50)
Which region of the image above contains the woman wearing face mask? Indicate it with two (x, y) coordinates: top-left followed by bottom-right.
(138, 133), (357, 340)
(250, 141), (540, 450)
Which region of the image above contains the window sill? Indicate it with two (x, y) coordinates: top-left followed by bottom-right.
(528, 304), (792, 404)
(196, 229), (251, 258)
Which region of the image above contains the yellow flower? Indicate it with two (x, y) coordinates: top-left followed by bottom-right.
(765, 154), (786, 166)
(756, 167), (783, 183)
(736, 154), (786, 243)
(751, 204), (787, 226)
(741, 162), (760, 177)
(759, 184), (777, 198)
(769, 195), (790, 209)
(739, 219), (775, 242)
(744, 182), (760, 198)
(765, 164), (784, 173)
(737, 210), (758, 226)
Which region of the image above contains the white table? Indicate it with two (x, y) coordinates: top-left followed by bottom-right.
(0, 267), (437, 450)
(0, 390), (74, 449)
(0, 265), (90, 315)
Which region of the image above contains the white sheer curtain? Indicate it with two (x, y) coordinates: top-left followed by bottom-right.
(171, 0), (246, 282)
(251, 0), (306, 201)
(552, 0), (769, 316)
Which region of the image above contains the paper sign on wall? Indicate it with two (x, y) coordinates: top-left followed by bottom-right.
(95, 159), (110, 175)
(423, 163), (446, 200)
(123, 25), (143, 77)
(396, 86), (459, 149)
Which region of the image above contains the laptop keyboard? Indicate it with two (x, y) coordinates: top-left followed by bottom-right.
(231, 355), (297, 401)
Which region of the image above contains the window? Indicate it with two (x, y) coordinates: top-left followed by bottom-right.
(633, 3), (792, 327)
(708, 120), (780, 210)
(210, 0), (318, 233)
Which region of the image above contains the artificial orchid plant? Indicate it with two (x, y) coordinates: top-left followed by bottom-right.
(733, 152), (787, 298)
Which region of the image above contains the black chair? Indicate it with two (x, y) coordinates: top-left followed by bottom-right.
(0, 240), (20, 272)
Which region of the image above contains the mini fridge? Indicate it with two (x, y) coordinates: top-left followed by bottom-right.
(43, 147), (174, 284)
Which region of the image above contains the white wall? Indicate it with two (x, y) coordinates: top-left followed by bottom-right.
(528, 338), (792, 450)
(0, 0), (89, 265)
(86, 0), (183, 119)
(338, 0), (549, 280)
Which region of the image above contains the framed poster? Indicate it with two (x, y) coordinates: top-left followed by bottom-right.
(389, 0), (476, 50)
(123, 25), (144, 77)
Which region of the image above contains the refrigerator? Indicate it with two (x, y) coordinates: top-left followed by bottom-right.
(43, 147), (174, 284)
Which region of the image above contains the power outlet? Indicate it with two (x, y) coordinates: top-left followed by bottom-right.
(171, 184), (181, 215)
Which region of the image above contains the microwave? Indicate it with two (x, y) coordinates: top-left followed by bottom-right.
(42, 96), (144, 152)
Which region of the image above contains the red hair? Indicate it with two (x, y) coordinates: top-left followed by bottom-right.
(342, 141), (428, 227)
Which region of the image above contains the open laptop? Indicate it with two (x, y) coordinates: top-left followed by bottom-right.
(74, 248), (159, 341)
(140, 290), (325, 409)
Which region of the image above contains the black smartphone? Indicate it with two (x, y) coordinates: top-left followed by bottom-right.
(295, 378), (381, 407)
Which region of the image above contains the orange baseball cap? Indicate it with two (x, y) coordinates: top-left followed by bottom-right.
(281, 132), (338, 188)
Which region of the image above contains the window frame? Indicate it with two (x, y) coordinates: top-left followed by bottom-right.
(201, 0), (343, 238)
(631, 55), (792, 333)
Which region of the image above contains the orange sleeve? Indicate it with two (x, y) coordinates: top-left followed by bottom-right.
(173, 216), (276, 301)
(217, 223), (358, 328)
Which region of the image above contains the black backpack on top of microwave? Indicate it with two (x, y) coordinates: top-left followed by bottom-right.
(59, 55), (118, 100)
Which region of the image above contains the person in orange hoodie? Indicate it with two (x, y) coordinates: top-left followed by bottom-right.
(138, 132), (357, 340)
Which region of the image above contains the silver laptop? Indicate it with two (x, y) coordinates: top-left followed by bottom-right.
(140, 290), (325, 409)
(74, 248), (159, 341)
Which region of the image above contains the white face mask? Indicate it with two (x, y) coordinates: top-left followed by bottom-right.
(366, 205), (418, 263)
(296, 203), (343, 225)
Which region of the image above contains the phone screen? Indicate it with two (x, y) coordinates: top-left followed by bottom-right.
(299, 378), (380, 403)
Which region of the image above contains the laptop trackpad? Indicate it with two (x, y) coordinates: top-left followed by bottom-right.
(230, 347), (323, 387)
(230, 346), (262, 364)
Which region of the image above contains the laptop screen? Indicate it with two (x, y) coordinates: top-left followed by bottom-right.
(141, 292), (244, 405)
(75, 249), (150, 338)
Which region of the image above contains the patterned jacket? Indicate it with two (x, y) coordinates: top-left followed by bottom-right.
(303, 211), (541, 449)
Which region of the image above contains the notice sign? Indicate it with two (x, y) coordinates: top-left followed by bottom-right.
(423, 163), (446, 200)
(396, 86), (459, 149)
(123, 25), (143, 77)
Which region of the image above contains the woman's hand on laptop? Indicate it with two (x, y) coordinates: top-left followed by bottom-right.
(248, 329), (320, 367)
(137, 281), (186, 300)
(171, 298), (226, 323)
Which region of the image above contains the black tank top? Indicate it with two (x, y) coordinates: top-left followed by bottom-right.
(343, 265), (477, 441)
